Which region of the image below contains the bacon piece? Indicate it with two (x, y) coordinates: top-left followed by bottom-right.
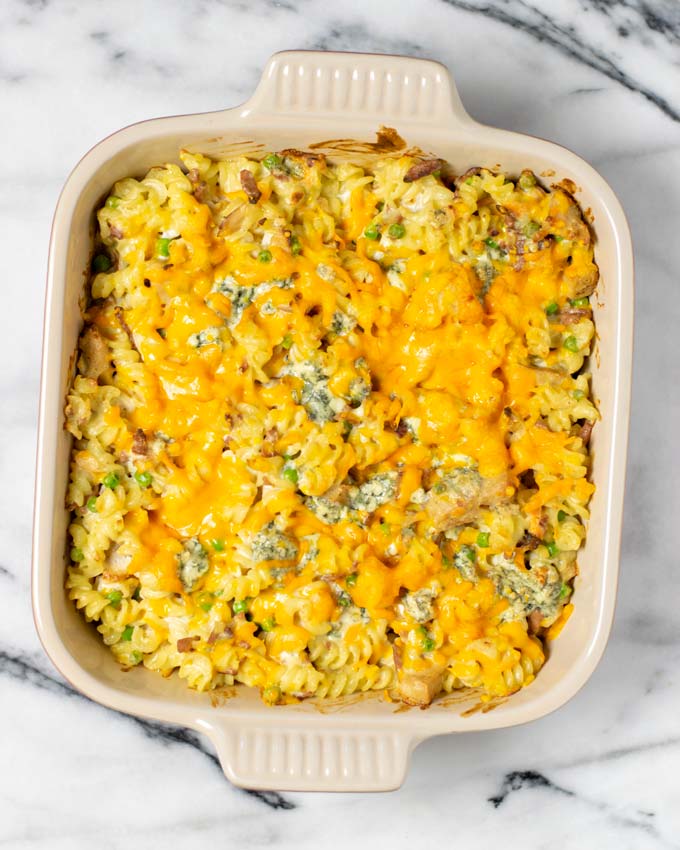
(528, 610), (544, 634)
(519, 531), (542, 551)
(239, 169), (261, 204)
(555, 307), (591, 325)
(403, 158), (443, 183)
(177, 636), (200, 653)
(132, 428), (148, 456)
(579, 420), (594, 445)
(207, 627), (233, 645)
(262, 426), (279, 458)
(187, 167), (208, 202)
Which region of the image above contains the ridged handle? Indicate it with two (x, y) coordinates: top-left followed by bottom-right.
(244, 50), (473, 128)
(205, 722), (415, 792)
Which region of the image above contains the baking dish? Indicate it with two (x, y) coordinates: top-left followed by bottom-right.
(33, 50), (633, 792)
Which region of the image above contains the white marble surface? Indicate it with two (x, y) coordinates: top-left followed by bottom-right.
(2, 0), (680, 846)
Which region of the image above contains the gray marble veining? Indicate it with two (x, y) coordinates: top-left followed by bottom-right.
(1, 0), (679, 846)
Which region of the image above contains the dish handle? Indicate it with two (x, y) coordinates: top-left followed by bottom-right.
(243, 50), (475, 130)
(202, 719), (418, 792)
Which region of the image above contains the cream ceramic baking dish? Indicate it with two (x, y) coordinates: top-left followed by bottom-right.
(32, 50), (633, 792)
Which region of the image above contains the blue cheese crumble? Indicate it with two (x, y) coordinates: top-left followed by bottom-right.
(188, 326), (223, 348)
(350, 472), (399, 512)
(251, 525), (299, 562)
(213, 276), (293, 327)
(177, 538), (209, 591)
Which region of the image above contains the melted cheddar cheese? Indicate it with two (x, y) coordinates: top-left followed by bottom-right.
(65, 150), (598, 705)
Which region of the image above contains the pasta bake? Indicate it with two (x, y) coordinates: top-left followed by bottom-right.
(65, 148), (598, 706)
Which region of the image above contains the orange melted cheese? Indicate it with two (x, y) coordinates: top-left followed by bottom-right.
(67, 153), (598, 703)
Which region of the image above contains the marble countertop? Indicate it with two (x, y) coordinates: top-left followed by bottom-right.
(2, 0), (680, 846)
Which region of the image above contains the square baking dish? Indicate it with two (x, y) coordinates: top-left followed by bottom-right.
(33, 50), (633, 792)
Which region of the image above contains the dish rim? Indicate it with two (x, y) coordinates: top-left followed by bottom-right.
(32, 49), (634, 792)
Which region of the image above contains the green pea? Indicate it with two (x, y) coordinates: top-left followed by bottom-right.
(105, 196), (120, 209)
(563, 335), (579, 352)
(422, 636), (436, 652)
(364, 224), (380, 240)
(338, 591), (352, 607)
(134, 471), (152, 488)
(70, 547), (84, 562)
(570, 297), (590, 308)
(155, 237), (171, 259)
(388, 223), (405, 239)
(546, 541), (559, 558)
(105, 590), (123, 609)
(92, 254), (111, 273)
(211, 539), (225, 552)
(102, 472), (119, 489)
(282, 465), (298, 484)
(281, 333), (293, 349)
(263, 153), (283, 172)
(553, 234), (565, 243)
(346, 573), (358, 587)
(290, 235), (302, 255)
(232, 598), (251, 614)
(519, 172), (536, 190)
(557, 510), (567, 522)
(199, 600), (213, 613)
(258, 249), (272, 263)
(121, 625), (134, 641)
(260, 617), (276, 632)
(476, 532), (490, 548)
(86, 496), (98, 512)
(545, 301), (559, 316)
(559, 583), (572, 599)
(484, 237), (499, 250)
(523, 220), (541, 237)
